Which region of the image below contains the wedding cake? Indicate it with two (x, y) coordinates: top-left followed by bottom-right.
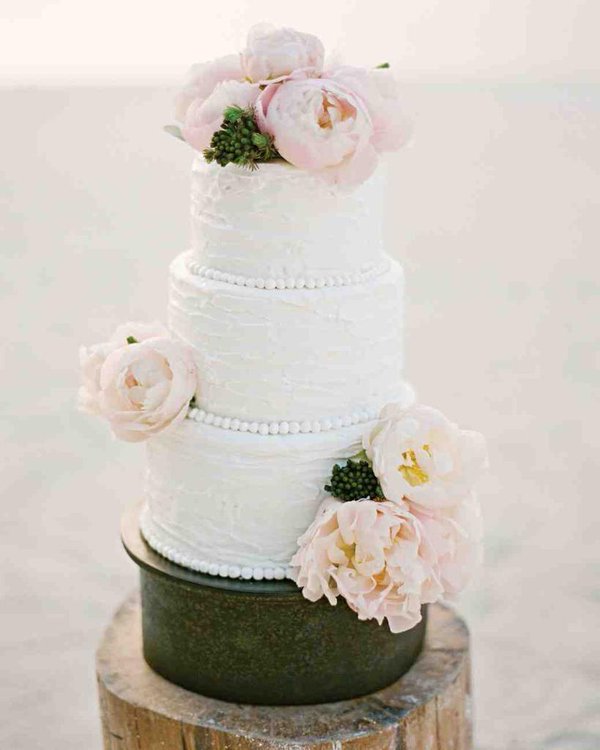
(140, 156), (406, 580)
(80, 24), (486, 665)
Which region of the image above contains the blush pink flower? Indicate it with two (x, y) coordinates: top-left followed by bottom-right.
(78, 322), (168, 416)
(79, 322), (197, 442)
(79, 340), (117, 416)
(291, 497), (443, 633)
(241, 23), (324, 83)
(255, 77), (377, 186)
(355, 400), (486, 608)
(182, 80), (259, 152)
(175, 24), (324, 127)
(329, 66), (411, 152)
(415, 495), (483, 598)
(174, 55), (245, 124)
(363, 402), (488, 512)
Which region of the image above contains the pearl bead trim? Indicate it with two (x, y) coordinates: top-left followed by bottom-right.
(185, 405), (379, 434)
(140, 513), (293, 581)
(186, 258), (389, 290)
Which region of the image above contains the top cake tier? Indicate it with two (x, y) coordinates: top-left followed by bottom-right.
(190, 157), (386, 280)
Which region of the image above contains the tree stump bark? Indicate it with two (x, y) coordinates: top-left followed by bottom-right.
(97, 593), (472, 750)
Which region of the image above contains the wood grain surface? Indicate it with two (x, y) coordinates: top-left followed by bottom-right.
(97, 593), (471, 750)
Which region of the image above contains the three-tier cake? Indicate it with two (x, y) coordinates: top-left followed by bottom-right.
(141, 157), (405, 579)
(80, 23), (486, 705)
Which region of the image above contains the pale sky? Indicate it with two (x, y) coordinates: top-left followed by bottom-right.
(2, 0), (599, 84)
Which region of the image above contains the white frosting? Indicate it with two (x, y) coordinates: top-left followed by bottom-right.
(142, 158), (407, 577)
(190, 157), (386, 279)
(142, 417), (366, 572)
(140, 510), (292, 581)
(169, 252), (404, 423)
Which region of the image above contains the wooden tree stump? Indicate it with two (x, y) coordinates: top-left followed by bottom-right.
(97, 593), (472, 750)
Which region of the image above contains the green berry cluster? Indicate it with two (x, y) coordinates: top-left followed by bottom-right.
(203, 106), (279, 170)
(324, 460), (384, 502)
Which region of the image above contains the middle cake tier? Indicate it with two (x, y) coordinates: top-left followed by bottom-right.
(169, 251), (405, 423)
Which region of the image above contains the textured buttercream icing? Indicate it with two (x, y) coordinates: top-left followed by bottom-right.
(143, 158), (406, 577)
(190, 156), (387, 279)
(169, 252), (404, 423)
(142, 418), (366, 572)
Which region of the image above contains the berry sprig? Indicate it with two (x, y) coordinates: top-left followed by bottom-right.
(203, 106), (279, 170)
(324, 457), (384, 502)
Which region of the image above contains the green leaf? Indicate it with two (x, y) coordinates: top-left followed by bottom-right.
(163, 124), (185, 141)
(126, 335), (138, 344)
(375, 62), (390, 69)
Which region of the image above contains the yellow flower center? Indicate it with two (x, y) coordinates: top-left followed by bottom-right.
(318, 94), (355, 129)
(372, 568), (388, 585)
(318, 100), (333, 129)
(398, 446), (430, 486)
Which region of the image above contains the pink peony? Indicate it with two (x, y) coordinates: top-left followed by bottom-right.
(255, 77), (377, 186)
(291, 497), (443, 633)
(78, 322), (168, 416)
(363, 402), (488, 512)
(329, 66), (411, 152)
(175, 55), (244, 123)
(241, 24), (324, 83)
(79, 340), (117, 416)
(292, 397), (485, 626)
(79, 322), (197, 442)
(415, 495), (483, 597)
(182, 80), (259, 152)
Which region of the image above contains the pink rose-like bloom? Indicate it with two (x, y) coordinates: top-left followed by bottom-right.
(256, 77), (377, 186)
(416, 495), (483, 597)
(182, 80), (259, 152)
(79, 323), (197, 443)
(241, 23), (324, 83)
(79, 340), (117, 416)
(291, 497), (443, 633)
(78, 322), (168, 415)
(175, 55), (244, 123)
(363, 402), (488, 512)
(329, 66), (411, 152)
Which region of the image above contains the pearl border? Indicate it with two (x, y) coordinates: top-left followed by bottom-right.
(186, 406), (379, 435)
(140, 511), (293, 581)
(186, 258), (389, 290)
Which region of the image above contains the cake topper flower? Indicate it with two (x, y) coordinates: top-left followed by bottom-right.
(241, 24), (324, 83)
(167, 23), (411, 186)
(255, 76), (378, 186)
(79, 322), (197, 442)
(292, 396), (487, 632)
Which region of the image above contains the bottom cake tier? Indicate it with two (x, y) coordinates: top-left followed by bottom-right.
(142, 415), (370, 578)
